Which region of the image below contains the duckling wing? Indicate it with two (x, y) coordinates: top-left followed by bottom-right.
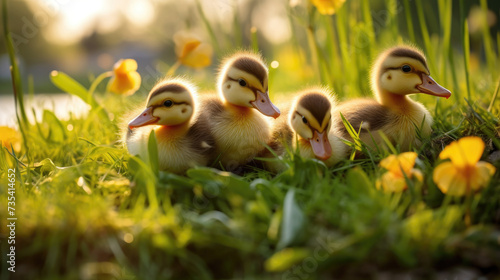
(187, 112), (217, 158)
(266, 106), (293, 155)
(333, 99), (391, 140)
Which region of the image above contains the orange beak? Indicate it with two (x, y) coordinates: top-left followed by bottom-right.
(417, 74), (452, 99)
(309, 130), (332, 160)
(128, 107), (159, 129)
(250, 90), (280, 119)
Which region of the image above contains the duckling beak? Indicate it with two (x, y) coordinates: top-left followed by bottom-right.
(417, 74), (452, 99)
(310, 130), (332, 160)
(128, 107), (159, 129)
(250, 90), (281, 119)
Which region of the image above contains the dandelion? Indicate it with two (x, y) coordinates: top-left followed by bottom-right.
(0, 126), (21, 151)
(168, 31), (213, 75)
(376, 152), (423, 193)
(433, 136), (496, 196)
(310, 0), (346, 15)
(107, 59), (142, 96)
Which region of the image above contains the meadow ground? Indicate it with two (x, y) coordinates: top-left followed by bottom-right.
(1, 0), (500, 279)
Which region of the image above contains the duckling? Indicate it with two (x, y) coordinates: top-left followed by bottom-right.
(263, 88), (349, 172)
(203, 52), (281, 171)
(289, 88), (349, 166)
(126, 79), (215, 174)
(332, 46), (452, 152)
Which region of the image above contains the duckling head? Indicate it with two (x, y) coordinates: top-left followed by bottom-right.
(218, 53), (280, 118)
(128, 79), (196, 129)
(290, 89), (333, 160)
(372, 46), (451, 99)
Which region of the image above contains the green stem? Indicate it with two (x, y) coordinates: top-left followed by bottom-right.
(250, 27), (259, 53)
(194, 0), (221, 56)
(166, 60), (182, 77)
(487, 76), (500, 112)
(89, 71), (112, 96)
(2, 0), (28, 127)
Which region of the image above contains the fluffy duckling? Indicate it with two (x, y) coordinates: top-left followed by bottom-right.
(333, 46), (452, 152)
(264, 88), (349, 172)
(290, 89), (349, 166)
(203, 52), (281, 170)
(126, 79), (215, 174)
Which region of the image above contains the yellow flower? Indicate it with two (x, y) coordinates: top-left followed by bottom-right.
(311, 0), (346, 15)
(376, 152), (423, 193)
(173, 31), (213, 69)
(107, 59), (141, 96)
(433, 136), (496, 196)
(0, 126), (21, 151)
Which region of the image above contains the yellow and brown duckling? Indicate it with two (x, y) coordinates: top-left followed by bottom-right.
(126, 78), (215, 174)
(290, 88), (349, 166)
(264, 88), (349, 172)
(332, 46), (452, 152)
(202, 52), (281, 170)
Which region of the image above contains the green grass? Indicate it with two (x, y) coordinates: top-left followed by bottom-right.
(1, 0), (500, 279)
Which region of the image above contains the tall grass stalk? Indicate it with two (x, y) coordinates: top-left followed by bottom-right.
(2, 0), (28, 128)
(487, 76), (500, 112)
(479, 0), (497, 75)
(402, 0), (416, 42)
(415, 0), (434, 74)
(460, 0), (472, 100)
(194, 0), (221, 56)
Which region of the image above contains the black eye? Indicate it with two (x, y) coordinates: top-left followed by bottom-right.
(302, 116), (308, 124)
(164, 100), (173, 107)
(401, 65), (412, 73)
(238, 79), (247, 87)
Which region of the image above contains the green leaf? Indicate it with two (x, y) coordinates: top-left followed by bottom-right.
(34, 158), (57, 176)
(278, 189), (306, 249)
(50, 71), (95, 106)
(264, 247), (309, 272)
(346, 168), (374, 194)
(42, 109), (66, 143)
(187, 167), (254, 199)
(50, 71), (109, 121)
(147, 130), (159, 176)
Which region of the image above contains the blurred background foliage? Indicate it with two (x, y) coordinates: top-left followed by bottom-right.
(1, 0), (499, 94)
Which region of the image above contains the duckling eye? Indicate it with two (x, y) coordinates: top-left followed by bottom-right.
(238, 79), (247, 87)
(401, 65), (412, 73)
(302, 116), (308, 124)
(163, 100), (173, 107)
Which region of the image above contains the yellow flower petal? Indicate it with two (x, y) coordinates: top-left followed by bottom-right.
(173, 31), (213, 69)
(380, 152), (417, 177)
(180, 40), (202, 59)
(378, 172), (407, 193)
(433, 162), (467, 196)
(311, 0), (346, 15)
(0, 126), (21, 151)
(107, 59), (141, 96)
(468, 161), (496, 192)
(114, 59), (138, 74)
(439, 136), (484, 169)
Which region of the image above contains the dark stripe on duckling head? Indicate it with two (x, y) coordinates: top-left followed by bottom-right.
(298, 93), (331, 124)
(389, 47), (429, 72)
(231, 56), (267, 87)
(148, 83), (188, 101)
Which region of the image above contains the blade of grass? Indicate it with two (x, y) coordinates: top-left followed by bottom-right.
(402, 0), (415, 42)
(479, 0), (496, 75)
(194, 0), (221, 56)
(463, 21), (472, 100)
(2, 0), (28, 127)
(460, 0), (471, 101)
(416, 0), (434, 74)
(487, 76), (500, 112)
(250, 26), (259, 53)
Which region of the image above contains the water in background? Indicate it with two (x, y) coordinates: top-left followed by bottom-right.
(0, 94), (90, 127)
